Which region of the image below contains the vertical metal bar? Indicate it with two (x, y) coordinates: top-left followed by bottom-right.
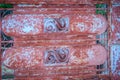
(0, 9), (2, 80)
(107, 0), (112, 79)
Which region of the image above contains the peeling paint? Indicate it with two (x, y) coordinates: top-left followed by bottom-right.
(111, 45), (120, 75)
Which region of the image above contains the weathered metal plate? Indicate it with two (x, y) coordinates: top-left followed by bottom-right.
(2, 13), (107, 36)
(111, 4), (120, 43)
(111, 45), (120, 79)
(2, 45), (107, 69)
(0, 0), (115, 80)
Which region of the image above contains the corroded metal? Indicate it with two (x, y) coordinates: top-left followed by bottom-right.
(1, 0), (120, 80)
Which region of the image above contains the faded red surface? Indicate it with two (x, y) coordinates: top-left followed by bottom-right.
(2, 14), (107, 36)
(2, 0), (119, 80)
(3, 0), (110, 5)
(14, 74), (98, 80)
(13, 4), (96, 15)
(111, 5), (120, 42)
(2, 45), (107, 69)
(13, 36), (96, 47)
(4, 0), (99, 4)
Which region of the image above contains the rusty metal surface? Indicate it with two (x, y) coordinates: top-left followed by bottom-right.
(1, 0), (120, 80)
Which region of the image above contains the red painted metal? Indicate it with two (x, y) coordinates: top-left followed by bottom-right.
(111, 5), (120, 43)
(2, 13), (107, 37)
(1, 0), (120, 80)
(110, 1), (120, 79)
(0, 18), (2, 79)
(3, 0), (109, 4)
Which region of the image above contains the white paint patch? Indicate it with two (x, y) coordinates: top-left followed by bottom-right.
(111, 24), (115, 31)
(75, 14), (106, 33)
(77, 23), (86, 32)
(87, 49), (94, 60)
(18, 4), (35, 7)
(22, 26), (34, 33)
(116, 18), (120, 22)
(2, 15), (42, 34)
(116, 32), (120, 39)
(91, 15), (105, 32)
(113, 4), (120, 7)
